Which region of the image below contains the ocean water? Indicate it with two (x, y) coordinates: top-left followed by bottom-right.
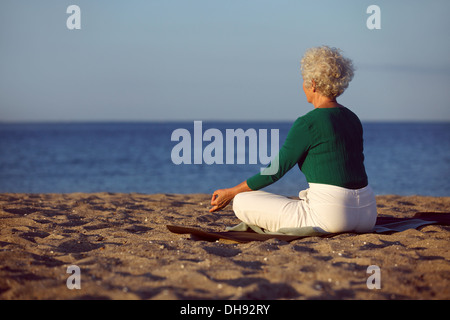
(0, 121), (449, 196)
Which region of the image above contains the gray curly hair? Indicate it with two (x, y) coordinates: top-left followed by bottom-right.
(301, 46), (355, 99)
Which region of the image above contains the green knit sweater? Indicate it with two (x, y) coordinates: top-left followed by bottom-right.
(247, 107), (368, 190)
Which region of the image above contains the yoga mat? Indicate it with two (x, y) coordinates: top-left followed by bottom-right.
(167, 212), (450, 243)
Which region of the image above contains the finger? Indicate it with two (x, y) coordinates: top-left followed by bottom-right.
(210, 192), (218, 205)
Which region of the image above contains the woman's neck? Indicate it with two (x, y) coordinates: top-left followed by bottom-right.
(313, 96), (338, 109)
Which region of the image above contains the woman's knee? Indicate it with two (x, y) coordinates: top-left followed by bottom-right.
(232, 192), (248, 213)
(233, 191), (264, 209)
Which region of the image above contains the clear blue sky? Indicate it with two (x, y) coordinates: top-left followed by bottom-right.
(1, 0), (449, 122)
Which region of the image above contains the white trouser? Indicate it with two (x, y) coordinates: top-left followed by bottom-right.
(232, 183), (377, 233)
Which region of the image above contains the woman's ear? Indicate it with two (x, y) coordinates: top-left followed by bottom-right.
(311, 79), (316, 92)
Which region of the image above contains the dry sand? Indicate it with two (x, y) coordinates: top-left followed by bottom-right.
(0, 193), (449, 300)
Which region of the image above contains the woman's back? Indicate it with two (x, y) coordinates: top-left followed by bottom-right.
(298, 106), (368, 189)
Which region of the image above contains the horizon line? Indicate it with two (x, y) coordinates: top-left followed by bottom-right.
(1, 119), (450, 125)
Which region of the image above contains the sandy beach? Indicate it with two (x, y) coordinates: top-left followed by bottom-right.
(0, 192), (449, 300)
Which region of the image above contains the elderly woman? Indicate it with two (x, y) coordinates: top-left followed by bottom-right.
(210, 46), (377, 234)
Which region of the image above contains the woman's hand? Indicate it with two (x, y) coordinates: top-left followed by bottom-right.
(209, 181), (252, 213)
(209, 188), (235, 213)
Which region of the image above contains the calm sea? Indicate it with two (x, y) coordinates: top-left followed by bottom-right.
(0, 122), (449, 196)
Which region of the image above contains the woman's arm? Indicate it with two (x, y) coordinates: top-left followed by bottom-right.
(246, 117), (311, 190)
(210, 117), (310, 212)
(209, 180), (251, 213)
